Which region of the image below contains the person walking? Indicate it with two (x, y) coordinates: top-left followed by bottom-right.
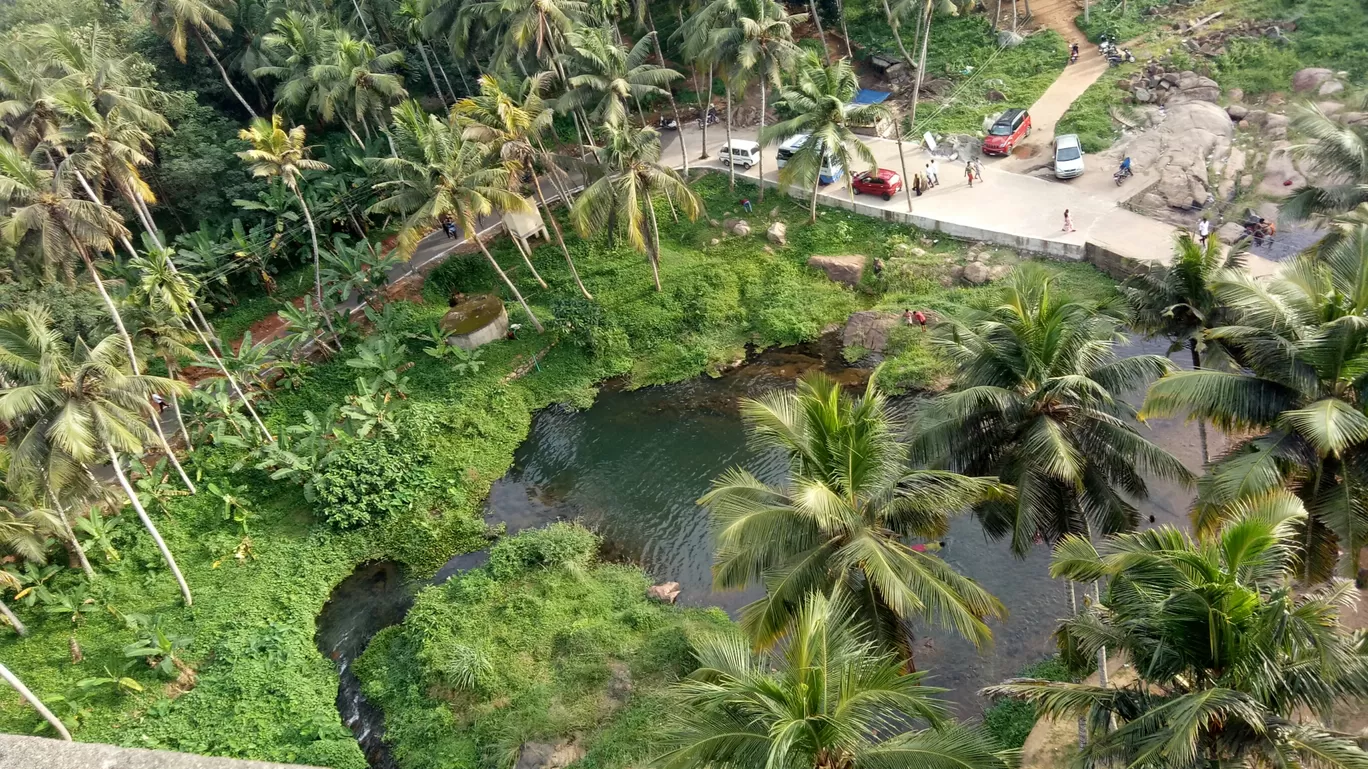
(972, 158), (984, 183)
(965, 163), (975, 188)
(1197, 216), (1211, 246)
(912, 172), (925, 196)
(926, 159), (940, 187)
(1062, 208), (1075, 233)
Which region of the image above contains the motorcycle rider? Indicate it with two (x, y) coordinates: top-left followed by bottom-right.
(1118, 156), (1133, 178)
(1070, 42), (1080, 63)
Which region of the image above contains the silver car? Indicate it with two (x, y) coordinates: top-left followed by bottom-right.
(1054, 134), (1085, 179)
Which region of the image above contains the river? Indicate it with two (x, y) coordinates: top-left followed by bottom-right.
(315, 333), (1210, 766)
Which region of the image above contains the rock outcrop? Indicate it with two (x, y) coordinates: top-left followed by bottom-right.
(807, 255), (865, 285)
(767, 221), (787, 245)
(1119, 101), (1234, 210)
(516, 742), (586, 769)
(647, 582), (681, 603)
(842, 311), (899, 354)
(1292, 67), (1335, 93)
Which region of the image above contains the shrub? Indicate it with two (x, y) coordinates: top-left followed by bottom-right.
(1213, 37), (1304, 95)
(487, 522), (599, 579)
(982, 656), (1072, 749)
(312, 438), (431, 529)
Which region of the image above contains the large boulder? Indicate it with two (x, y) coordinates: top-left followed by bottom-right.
(842, 311), (900, 354)
(1217, 221), (1247, 245)
(767, 221), (787, 245)
(1226, 104), (1249, 121)
(731, 220), (752, 236)
(1113, 101), (1233, 210)
(647, 582), (681, 603)
(807, 254), (865, 285)
(962, 261), (991, 285)
(516, 743), (586, 769)
(1258, 141), (1306, 199)
(1292, 67), (1335, 92)
(1171, 75), (1221, 103)
(1320, 80), (1345, 97)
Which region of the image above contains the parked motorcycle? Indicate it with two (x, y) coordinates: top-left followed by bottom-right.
(658, 115), (679, 130)
(697, 106), (719, 129)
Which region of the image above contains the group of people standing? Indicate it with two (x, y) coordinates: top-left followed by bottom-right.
(908, 158), (984, 196)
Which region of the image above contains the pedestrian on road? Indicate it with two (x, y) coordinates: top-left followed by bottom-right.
(965, 163), (975, 187)
(912, 172), (925, 196)
(1197, 216), (1211, 246)
(152, 394), (168, 414)
(1062, 209), (1075, 233)
(972, 158), (984, 182)
(926, 160), (940, 186)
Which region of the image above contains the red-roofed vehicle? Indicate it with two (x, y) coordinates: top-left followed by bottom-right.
(851, 169), (903, 200)
(982, 108), (1031, 156)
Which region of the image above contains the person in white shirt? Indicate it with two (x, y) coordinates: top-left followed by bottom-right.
(1197, 217), (1211, 245)
(926, 160), (939, 186)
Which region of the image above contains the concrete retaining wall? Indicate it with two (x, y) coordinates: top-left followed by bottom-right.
(0, 734), (322, 769)
(747, 176), (1087, 261)
(1083, 241), (1149, 279)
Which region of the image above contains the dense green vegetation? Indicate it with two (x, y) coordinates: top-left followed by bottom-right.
(357, 524), (734, 769)
(980, 656), (1070, 749)
(1055, 65), (1134, 153)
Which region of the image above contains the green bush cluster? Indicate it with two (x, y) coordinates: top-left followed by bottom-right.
(1055, 66), (1135, 153)
(981, 656), (1072, 749)
(355, 524), (734, 769)
(313, 438), (433, 530)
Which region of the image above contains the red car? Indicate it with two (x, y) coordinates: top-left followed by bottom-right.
(851, 169), (903, 200)
(982, 108), (1031, 156)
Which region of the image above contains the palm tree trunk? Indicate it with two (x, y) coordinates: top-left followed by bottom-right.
(341, 118), (365, 147)
(0, 600), (25, 636)
(908, 2), (933, 138)
(883, 0), (918, 71)
(758, 79), (767, 203)
(532, 172), (592, 299)
(809, 0), (831, 63)
(894, 109), (914, 213)
(415, 42), (448, 103)
(48, 490), (94, 580)
(63, 222), (197, 495)
(725, 83), (735, 191)
(645, 15), (688, 173)
(106, 442), (192, 607)
(170, 391), (193, 449)
(434, 46), (463, 98)
(0, 663), (69, 740)
(1189, 340), (1209, 465)
(810, 170), (821, 223)
(835, 0), (855, 60)
(472, 229), (545, 333)
(290, 186), (340, 346)
(350, 0), (374, 39)
(533, 134), (576, 206)
(1022, 0), (1032, 20)
(994, 0), (1003, 28)
(195, 29), (258, 118)
(510, 234), (548, 288)
(700, 62), (713, 160)
(644, 190), (664, 291)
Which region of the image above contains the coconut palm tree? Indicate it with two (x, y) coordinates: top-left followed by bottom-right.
(1285, 104), (1368, 224)
(395, 0), (453, 103)
(986, 496), (1368, 769)
(370, 100), (546, 333)
(765, 54), (882, 222)
(571, 119), (701, 291)
(720, 0), (803, 204)
(255, 10), (330, 114)
(310, 31), (408, 145)
(236, 115), (337, 343)
(140, 0), (259, 117)
(1122, 233), (1241, 465)
(0, 662), (70, 739)
(0, 305), (193, 606)
(1141, 238), (1368, 581)
(703, 372), (1007, 660)
(908, 267), (1193, 555)
(456, 72), (593, 299)
(658, 592), (1011, 769)
(558, 26), (680, 127)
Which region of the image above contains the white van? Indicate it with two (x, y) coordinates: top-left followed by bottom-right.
(720, 140), (760, 170)
(775, 133), (844, 184)
(1053, 134), (1085, 179)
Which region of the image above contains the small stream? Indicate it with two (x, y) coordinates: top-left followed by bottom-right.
(315, 333), (1210, 768)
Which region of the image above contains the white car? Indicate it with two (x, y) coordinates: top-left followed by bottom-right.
(720, 140), (760, 170)
(1053, 134), (1085, 179)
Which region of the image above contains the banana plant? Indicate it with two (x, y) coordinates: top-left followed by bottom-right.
(207, 482), (255, 536)
(341, 377), (400, 439)
(3, 563), (62, 607)
(277, 296), (336, 358)
(345, 334), (412, 397)
(131, 458), (191, 517)
(122, 614), (192, 678)
(75, 510), (126, 565)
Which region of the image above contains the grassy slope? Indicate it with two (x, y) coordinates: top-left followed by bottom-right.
(0, 172), (1117, 766)
(356, 524), (735, 769)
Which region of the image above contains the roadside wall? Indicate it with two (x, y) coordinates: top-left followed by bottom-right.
(0, 734), (323, 769)
(1083, 241), (1149, 279)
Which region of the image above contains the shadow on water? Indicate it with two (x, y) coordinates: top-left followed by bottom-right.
(316, 331), (1211, 766)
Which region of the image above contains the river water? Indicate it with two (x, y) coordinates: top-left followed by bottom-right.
(315, 334), (1211, 765)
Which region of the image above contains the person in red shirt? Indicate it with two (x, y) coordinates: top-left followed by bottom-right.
(913, 310), (927, 331)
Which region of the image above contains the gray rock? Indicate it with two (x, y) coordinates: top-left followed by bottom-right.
(1226, 104), (1249, 120)
(1245, 109), (1268, 126)
(1134, 87), (1153, 103)
(1217, 221), (1247, 245)
(1319, 80), (1345, 97)
(1343, 112), (1368, 126)
(1226, 87), (1244, 103)
(962, 261), (991, 285)
(842, 311), (900, 353)
(1258, 141), (1304, 199)
(516, 743), (585, 769)
(1162, 72), (1181, 85)
(721, 217), (738, 231)
(731, 220), (751, 236)
(947, 265), (965, 284)
(766, 221), (787, 245)
(911, 246), (927, 257)
(606, 661), (633, 705)
(807, 255), (865, 285)
(997, 29), (1024, 47)
(1292, 67), (1335, 92)
(1265, 113), (1289, 139)
(1318, 101), (1344, 116)
(891, 242), (911, 257)
(708, 237), (720, 246)
(986, 89), (1006, 102)
(987, 264), (1013, 281)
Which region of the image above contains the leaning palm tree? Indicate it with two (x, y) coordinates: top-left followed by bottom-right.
(765, 54), (882, 222)
(658, 592), (1011, 769)
(140, 0), (259, 117)
(703, 372), (1007, 660)
(310, 31), (408, 146)
(456, 72), (593, 299)
(986, 496), (1368, 769)
(720, 0), (803, 203)
(1141, 236), (1368, 580)
(1122, 232), (1241, 464)
(558, 26), (680, 127)
(0, 305), (193, 606)
(236, 115), (336, 343)
(571, 120), (701, 291)
(371, 100), (546, 333)
(0, 662), (70, 739)
(909, 267), (1193, 555)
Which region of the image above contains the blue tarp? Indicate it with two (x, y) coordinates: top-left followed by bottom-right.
(852, 89), (892, 105)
